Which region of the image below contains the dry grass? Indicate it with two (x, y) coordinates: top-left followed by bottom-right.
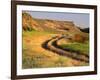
(22, 31), (88, 69)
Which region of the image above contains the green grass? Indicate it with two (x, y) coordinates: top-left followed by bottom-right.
(60, 41), (89, 55)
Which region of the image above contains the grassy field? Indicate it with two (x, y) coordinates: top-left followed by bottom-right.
(60, 41), (89, 55)
(22, 30), (88, 69)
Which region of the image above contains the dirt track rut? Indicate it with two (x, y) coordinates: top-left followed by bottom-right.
(42, 36), (89, 63)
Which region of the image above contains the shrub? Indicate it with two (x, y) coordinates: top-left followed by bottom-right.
(72, 34), (86, 43)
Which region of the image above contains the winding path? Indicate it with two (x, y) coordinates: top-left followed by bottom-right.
(42, 36), (89, 63)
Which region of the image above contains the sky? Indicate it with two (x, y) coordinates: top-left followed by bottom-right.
(24, 11), (90, 28)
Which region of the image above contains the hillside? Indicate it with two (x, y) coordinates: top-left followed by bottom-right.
(22, 12), (85, 36)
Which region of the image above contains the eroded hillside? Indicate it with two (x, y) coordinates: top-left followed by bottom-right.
(22, 12), (87, 36)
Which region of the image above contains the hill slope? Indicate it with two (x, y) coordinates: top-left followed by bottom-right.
(22, 12), (85, 35)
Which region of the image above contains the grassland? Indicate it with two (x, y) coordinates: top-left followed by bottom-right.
(22, 30), (88, 69)
(60, 41), (89, 55)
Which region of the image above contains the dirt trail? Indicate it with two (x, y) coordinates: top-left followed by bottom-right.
(42, 36), (89, 63)
(23, 34), (88, 67)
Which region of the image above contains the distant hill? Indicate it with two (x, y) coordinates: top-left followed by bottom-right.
(79, 28), (89, 33)
(22, 12), (88, 36)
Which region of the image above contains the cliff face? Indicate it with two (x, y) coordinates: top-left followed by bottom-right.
(22, 12), (85, 35)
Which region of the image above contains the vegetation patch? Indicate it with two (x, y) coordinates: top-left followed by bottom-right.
(22, 31), (88, 69)
(60, 41), (89, 55)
